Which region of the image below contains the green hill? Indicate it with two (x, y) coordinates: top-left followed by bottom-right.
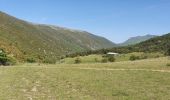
(109, 33), (170, 54)
(119, 34), (157, 46)
(133, 33), (170, 53)
(0, 11), (115, 62)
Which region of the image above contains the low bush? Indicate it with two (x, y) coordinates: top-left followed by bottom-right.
(108, 56), (115, 62)
(166, 63), (170, 67)
(101, 58), (108, 63)
(129, 55), (140, 61)
(94, 58), (99, 62)
(26, 57), (36, 63)
(0, 56), (9, 65)
(43, 58), (56, 64)
(75, 57), (81, 64)
(6, 56), (17, 65)
(141, 55), (148, 59)
(0, 49), (16, 66)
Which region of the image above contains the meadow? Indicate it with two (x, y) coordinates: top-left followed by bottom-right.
(61, 52), (164, 64)
(0, 57), (170, 100)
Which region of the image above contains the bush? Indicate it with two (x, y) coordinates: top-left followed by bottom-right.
(129, 55), (140, 61)
(166, 63), (170, 67)
(165, 46), (170, 56)
(43, 58), (56, 64)
(0, 49), (9, 66)
(101, 58), (108, 63)
(6, 56), (17, 65)
(141, 55), (148, 59)
(0, 49), (16, 66)
(75, 57), (81, 64)
(0, 56), (9, 65)
(94, 58), (99, 62)
(26, 57), (36, 63)
(108, 56), (115, 62)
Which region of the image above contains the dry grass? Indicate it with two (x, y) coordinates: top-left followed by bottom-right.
(0, 57), (170, 100)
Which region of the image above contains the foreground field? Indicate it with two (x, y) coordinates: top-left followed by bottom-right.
(0, 57), (170, 100)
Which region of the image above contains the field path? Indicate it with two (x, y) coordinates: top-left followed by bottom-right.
(74, 67), (170, 73)
(14, 66), (170, 73)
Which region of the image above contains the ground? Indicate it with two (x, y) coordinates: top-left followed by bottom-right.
(0, 57), (170, 100)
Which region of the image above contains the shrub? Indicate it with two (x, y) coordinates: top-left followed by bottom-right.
(6, 56), (17, 65)
(166, 63), (170, 67)
(26, 57), (36, 63)
(129, 55), (140, 61)
(0, 49), (9, 66)
(0, 49), (16, 66)
(165, 47), (170, 56)
(141, 55), (148, 59)
(94, 58), (99, 62)
(101, 58), (108, 63)
(108, 56), (115, 62)
(0, 56), (8, 65)
(75, 57), (81, 64)
(43, 58), (56, 64)
(154, 55), (160, 58)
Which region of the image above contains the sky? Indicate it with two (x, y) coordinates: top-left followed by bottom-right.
(0, 0), (170, 43)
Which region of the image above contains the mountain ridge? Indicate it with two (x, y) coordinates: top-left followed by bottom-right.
(119, 34), (157, 46)
(0, 11), (115, 62)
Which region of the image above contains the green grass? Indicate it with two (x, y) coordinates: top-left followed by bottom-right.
(0, 57), (170, 100)
(60, 55), (103, 64)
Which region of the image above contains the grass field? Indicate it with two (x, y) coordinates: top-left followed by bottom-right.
(0, 57), (170, 100)
(61, 52), (164, 64)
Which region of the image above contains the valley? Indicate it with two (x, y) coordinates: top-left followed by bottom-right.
(0, 6), (170, 100)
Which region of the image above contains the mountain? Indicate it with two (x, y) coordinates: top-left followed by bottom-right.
(133, 33), (170, 53)
(0, 11), (115, 62)
(65, 32), (169, 56)
(119, 34), (157, 46)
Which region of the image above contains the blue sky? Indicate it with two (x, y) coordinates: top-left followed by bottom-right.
(0, 0), (170, 43)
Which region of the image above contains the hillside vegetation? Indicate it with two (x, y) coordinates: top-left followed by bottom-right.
(119, 34), (157, 46)
(0, 11), (115, 62)
(67, 33), (170, 58)
(133, 33), (170, 52)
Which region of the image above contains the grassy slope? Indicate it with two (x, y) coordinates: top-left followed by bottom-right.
(0, 57), (170, 100)
(0, 11), (115, 61)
